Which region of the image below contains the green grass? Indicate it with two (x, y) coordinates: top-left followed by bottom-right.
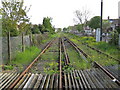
(65, 41), (91, 70)
(7, 46), (40, 71)
(44, 62), (59, 75)
(65, 34), (119, 66)
(41, 33), (61, 44)
(41, 41), (59, 61)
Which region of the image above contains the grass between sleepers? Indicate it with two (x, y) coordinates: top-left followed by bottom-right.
(64, 33), (119, 66)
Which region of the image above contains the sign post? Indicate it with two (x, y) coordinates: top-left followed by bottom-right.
(96, 28), (101, 42)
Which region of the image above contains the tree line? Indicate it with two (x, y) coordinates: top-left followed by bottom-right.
(0, 0), (55, 37)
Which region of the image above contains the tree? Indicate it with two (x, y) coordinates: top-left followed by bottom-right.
(63, 27), (68, 32)
(116, 27), (120, 34)
(74, 8), (91, 29)
(88, 16), (101, 29)
(1, 0), (31, 59)
(42, 17), (55, 34)
(1, 0), (30, 36)
(75, 24), (83, 32)
(56, 28), (62, 32)
(109, 30), (119, 45)
(102, 20), (111, 33)
(31, 24), (40, 34)
(38, 24), (45, 34)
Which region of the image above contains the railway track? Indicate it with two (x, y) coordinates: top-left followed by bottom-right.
(81, 43), (120, 62)
(1, 68), (119, 89)
(64, 37), (120, 86)
(9, 38), (57, 89)
(0, 37), (120, 89)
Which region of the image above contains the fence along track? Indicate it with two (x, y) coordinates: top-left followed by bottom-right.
(9, 38), (57, 89)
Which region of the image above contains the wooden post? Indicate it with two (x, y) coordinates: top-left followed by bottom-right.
(22, 32), (25, 52)
(29, 34), (32, 46)
(8, 31), (11, 62)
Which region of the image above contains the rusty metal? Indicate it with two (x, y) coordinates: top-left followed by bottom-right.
(65, 37), (88, 58)
(94, 61), (120, 86)
(59, 38), (62, 89)
(65, 37), (120, 86)
(65, 37), (91, 63)
(82, 43), (120, 62)
(61, 38), (70, 65)
(1, 67), (120, 89)
(9, 38), (56, 89)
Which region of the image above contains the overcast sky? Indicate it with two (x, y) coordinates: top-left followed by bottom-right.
(24, 0), (120, 28)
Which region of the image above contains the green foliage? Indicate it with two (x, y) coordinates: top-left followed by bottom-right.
(79, 36), (96, 44)
(56, 28), (62, 32)
(88, 16), (101, 29)
(44, 62), (58, 75)
(65, 33), (119, 66)
(66, 42), (91, 70)
(76, 24), (83, 32)
(109, 30), (119, 45)
(38, 24), (45, 34)
(102, 20), (111, 33)
(63, 27), (68, 32)
(63, 65), (74, 73)
(1, 0), (30, 36)
(42, 17), (55, 34)
(9, 46), (40, 71)
(3, 65), (13, 70)
(116, 27), (120, 34)
(31, 24), (41, 34)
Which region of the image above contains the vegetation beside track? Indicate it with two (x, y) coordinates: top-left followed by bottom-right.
(3, 32), (119, 73)
(4, 46), (40, 72)
(3, 33), (60, 72)
(64, 33), (119, 66)
(64, 40), (91, 70)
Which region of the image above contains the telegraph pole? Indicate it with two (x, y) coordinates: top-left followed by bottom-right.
(100, 0), (103, 41)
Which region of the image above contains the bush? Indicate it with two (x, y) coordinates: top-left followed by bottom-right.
(9, 46), (40, 71)
(109, 30), (119, 45)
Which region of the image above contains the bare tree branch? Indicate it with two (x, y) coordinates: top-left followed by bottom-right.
(74, 8), (91, 25)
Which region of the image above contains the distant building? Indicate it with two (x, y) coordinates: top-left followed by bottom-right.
(108, 18), (119, 30)
(84, 26), (92, 35)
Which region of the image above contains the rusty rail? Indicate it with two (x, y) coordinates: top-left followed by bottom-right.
(61, 38), (70, 65)
(65, 37), (88, 58)
(94, 61), (120, 86)
(82, 43), (120, 62)
(59, 38), (62, 89)
(65, 37), (120, 86)
(65, 37), (91, 63)
(9, 38), (56, 89)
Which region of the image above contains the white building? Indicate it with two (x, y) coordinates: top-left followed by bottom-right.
(84, 26), (92, 35)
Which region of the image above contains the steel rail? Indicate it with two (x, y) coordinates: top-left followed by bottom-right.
(65, 37), (120, 86)
(94, 61), (120, 86)
(9, 38), (57, 89)
(82, 42), (120, 62)
(59, 38), (62, 89)
(65, 37), (91, 63)
(65, 38), (88, 58)
(61, 38), (70, 65)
